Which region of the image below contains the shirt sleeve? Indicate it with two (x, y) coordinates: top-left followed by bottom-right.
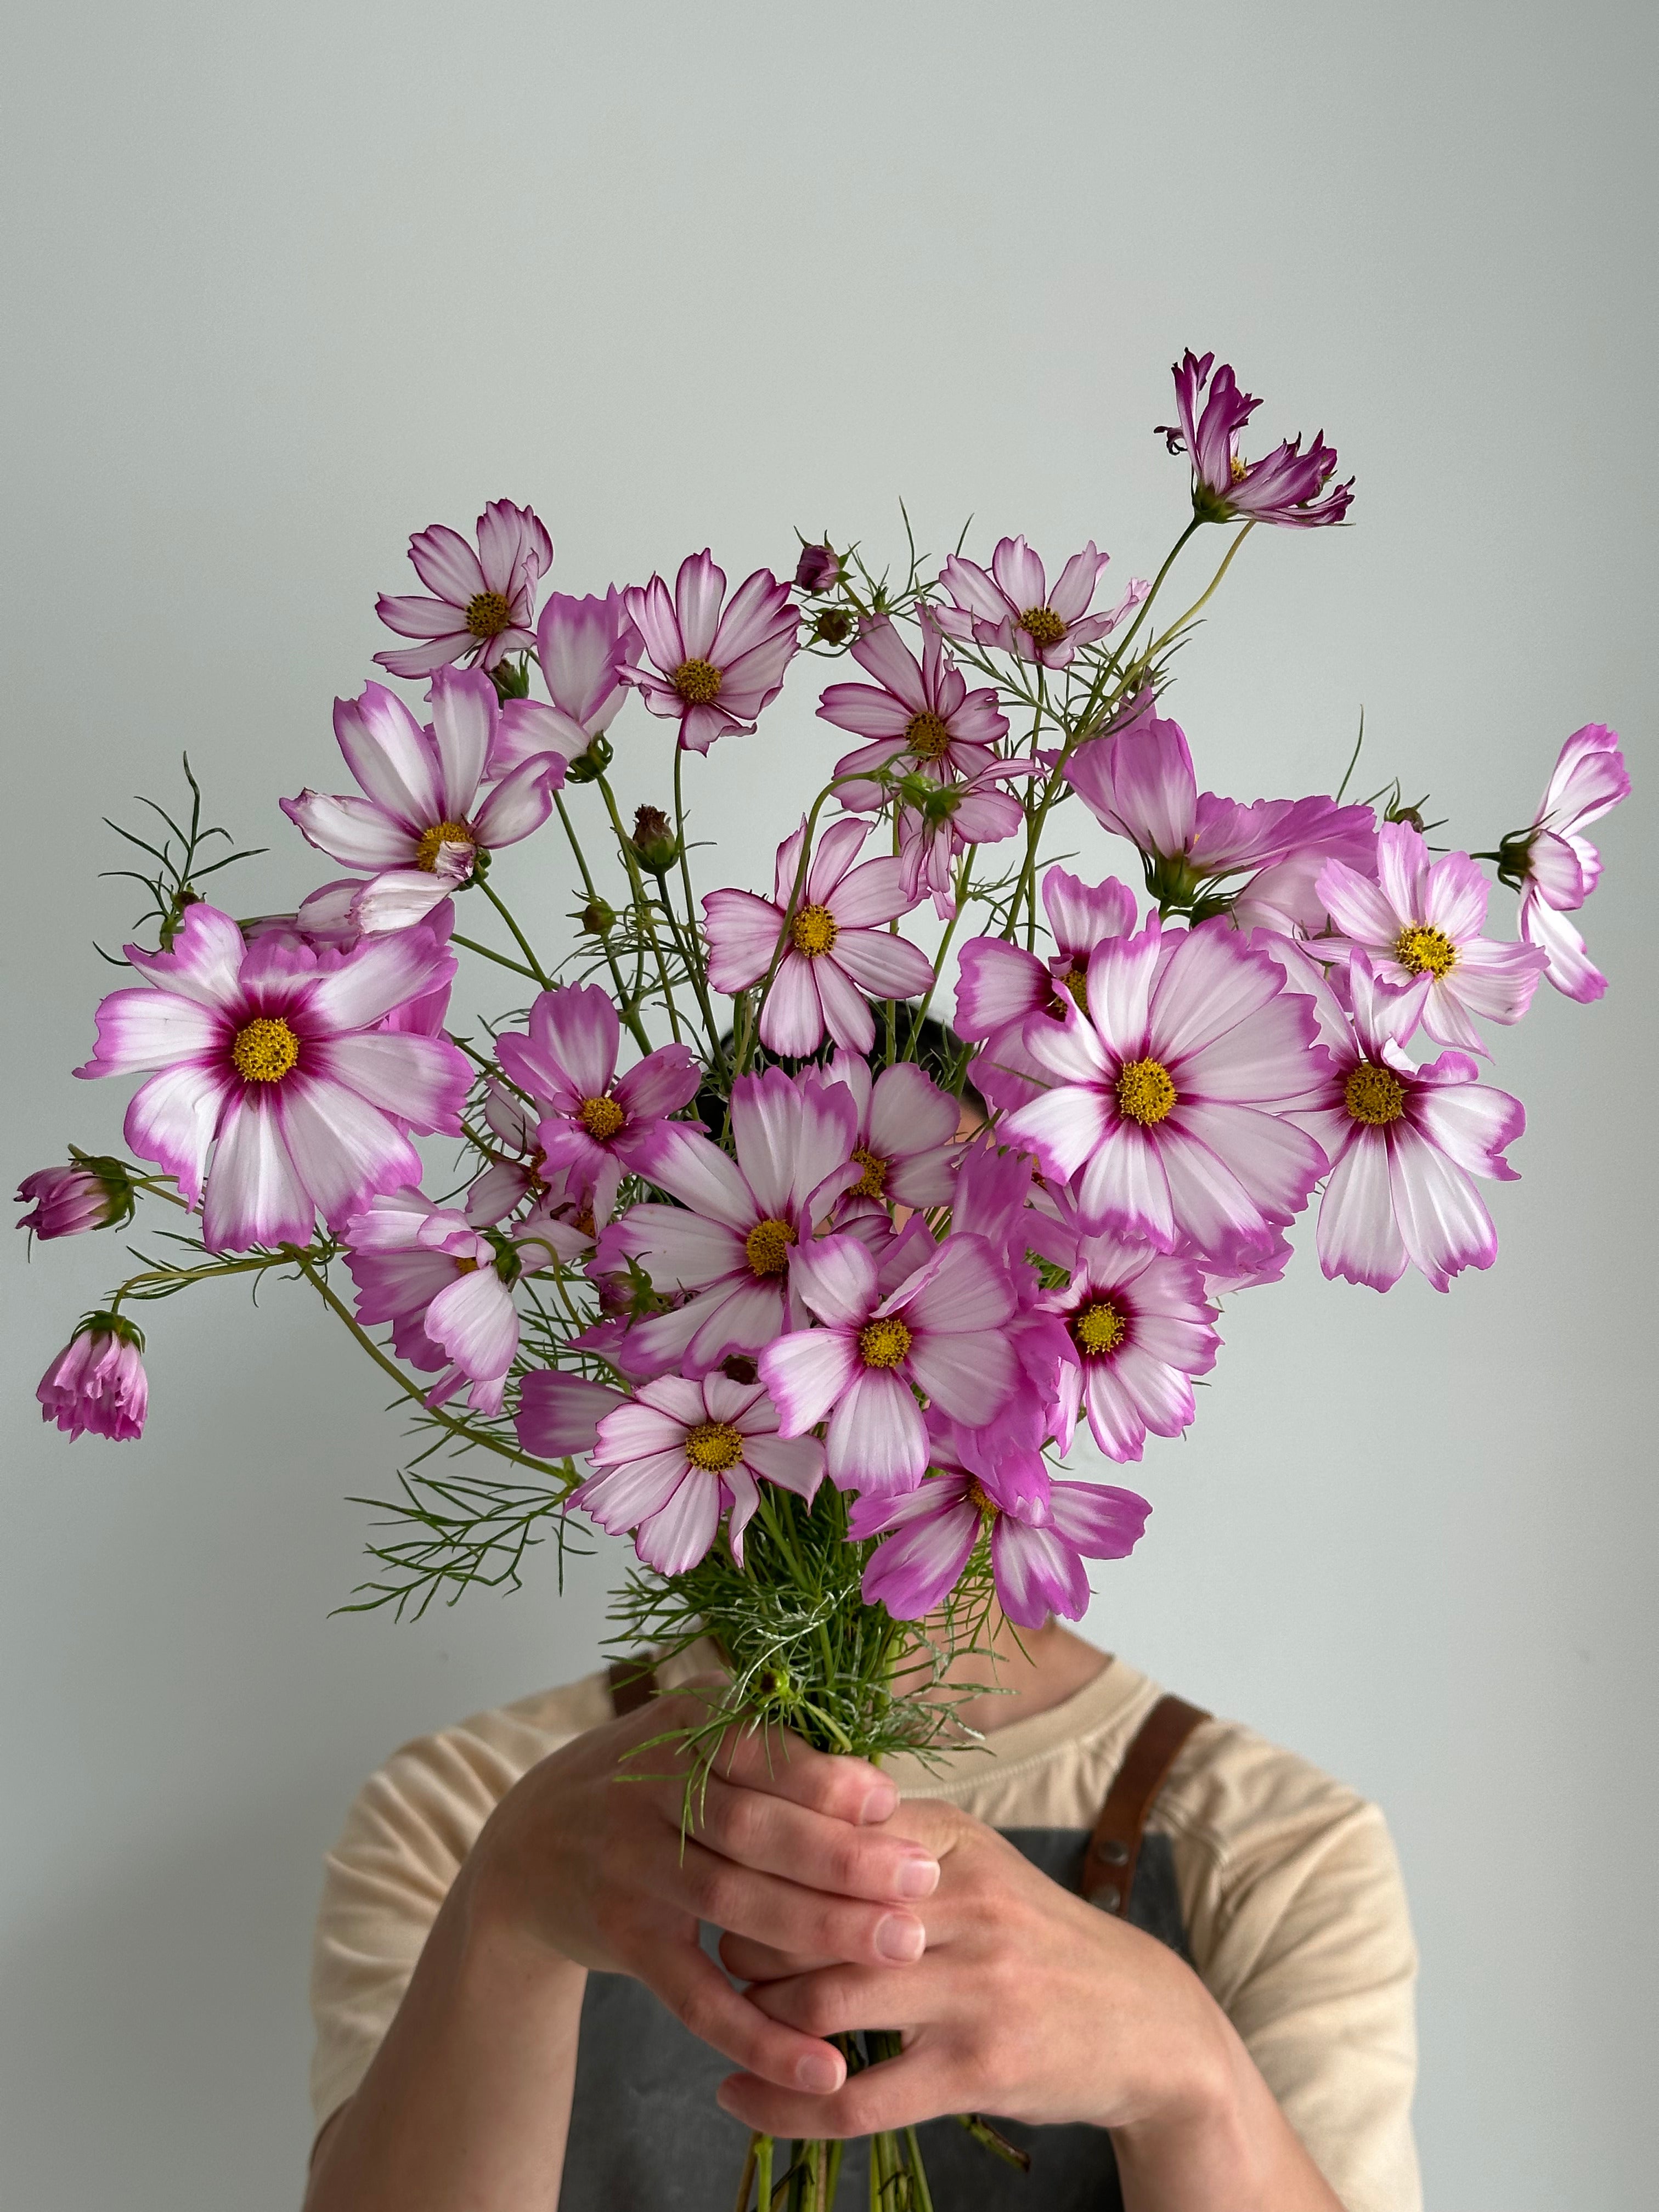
(1160, 1727), (1422, 2212)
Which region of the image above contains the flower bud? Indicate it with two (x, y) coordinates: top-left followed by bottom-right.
(578, 898), (616, 937)
(16, 1158), (137, 1240)
(629, 805), (681, 874)
(794, 543), (839, 594)
(37, 1311), (148, 1442)
(812, 606), (854, 646)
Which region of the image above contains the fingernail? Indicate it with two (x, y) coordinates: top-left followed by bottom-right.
(860, 1781), (898, 1824)
(895, 1855), (940, 1899)
(798, 2052), (843, 2093)
(876, 1912), (926, 1962)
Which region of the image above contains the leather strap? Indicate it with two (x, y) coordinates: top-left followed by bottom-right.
(1083, 1693), (1210, 1916)
(607, 1656), (660, 1717)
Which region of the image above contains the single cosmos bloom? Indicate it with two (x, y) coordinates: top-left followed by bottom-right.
(1156, 350), (1352, 527)
(820, 1050), (961, 1221)
(36, 1311), (149, 1442)
(623, 550), (799, 754)
(1500, 722), (1629, 1005)
(374, 498), (553, 678)
(933, 537), (1146, 668)
(897, 760), (1031, 919)
(489, 588), (642, 777)
(817, 614), (1011, 802)
(1043, 1232), (1220, 1463)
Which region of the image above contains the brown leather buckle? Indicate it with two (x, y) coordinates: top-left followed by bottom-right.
(1084, 1694), (1210, 1917)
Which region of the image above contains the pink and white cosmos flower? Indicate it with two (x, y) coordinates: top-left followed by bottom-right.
(573, 1372), (825, 1574)
(494, 985), (701, 1227)
(514, 1369), (630, 1463)
(1504, 723), (1629, 1003)
(1042, 1233), (1220, 1462)
(1157, 351), (1352, 527)
(817, 616), (1010, 800)
(933, 538), (1145, 669)
(36, 1312), (149, 1443)
(374, 499), (553, 679)
(897, 761), (1032, 919)
(1290, 953), (1525, 1293)
(75, 903), (469, 1252)
(623, 551), (799, 754)
(853, 1439), (1149, 1627)
(760, 1231), (1018, 1497)
(821, 1051), (961, 1224)
(1317, 820), (1545, 1054)
(282, 669), (561, 934)
(1002, 918), (1327, 1269)
(956, 867), (1139, 1112)
(602, 1069), (859, 1378)
(702, 817), (935, 1059)
(489, 589), (642, 777)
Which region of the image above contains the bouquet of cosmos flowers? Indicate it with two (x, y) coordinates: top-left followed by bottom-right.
(22, 349), (1628, 2207)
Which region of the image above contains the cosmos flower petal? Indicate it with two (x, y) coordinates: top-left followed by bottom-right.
(1046, 1479), (1152, 1558)
(122, 1060), (236, 1204)
(740, 1431), (825, 1500)
(789, 1232), (879, 1328)
(275, 1073), (424, 1231)
(831, 927), (934, 1003)
(1074, 1124), (1178, 1249)
(1387, 1121), (1498, 1289)
(905, 1328), (1017, 1429)
(307, 929), (457, 1032)
(760, 1325), (860, 1435)
(1317, 1131), (1407, 1290)
(992, 1520), (1089, 1628)
(121, 902), (249, 1011)
(309, 1033), (468, 1134)
(514, 1372), (628, 1459)
(860, 1494), (980, 1620)
(759, 950), (831, 1056)
(471, 755), (558, 848)
(425, 1266), (518, 1381)
(1521, 890), (1606, 1002)
(826, 1368), (928, 1493)
(77, 986), (225, 1077)
(201, 1093), (315, 1249)
(575, 1448), (698, 1533)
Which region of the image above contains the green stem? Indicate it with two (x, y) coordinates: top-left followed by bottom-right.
(594, 770), (685, 1043)
(1146, 518), (1257, 656)
(673, 746), (729, 1080)
(554, 793), (653, 1050)
(903, 855), (973, 1058)
(450, 930), (541, 985)
(475, 877), (553, 990)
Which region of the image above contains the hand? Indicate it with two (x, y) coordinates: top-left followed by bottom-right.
(462, 1683), (944, 2097)
(713, 1797), (1231, 2141)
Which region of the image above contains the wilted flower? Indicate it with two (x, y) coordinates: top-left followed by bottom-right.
(16, 1158), (137, 1240)
(623, 551), (799, 754)
(1157, 351), (1352, 527)
(1499, 723), (1629, 1003)
(374, 499), (553, 678)
(934, 538), (1144, 668)
(36, 1311), (148, 1441)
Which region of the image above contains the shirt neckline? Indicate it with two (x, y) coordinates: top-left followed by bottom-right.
(882, 1651), (1158, 1793)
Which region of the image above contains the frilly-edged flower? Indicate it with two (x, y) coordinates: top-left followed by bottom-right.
(36, 1311), (149, 1442)
(759, 1229), (1019, 1497)
(933, 538), (1146, 668)
(574, 1372), (824, 1574)
(75, 903), (468, 1253)
(494, 984), (701, 1228)
(955, 867), (1139, 1112)
(1003, 916), (1328, 1269)
(623, 551), (799, 754)
(1157, 351), (1352, 527)
(702, 816), (934, 1058)
(374, 499), (552, 678)
(282, 669), (561, 934)
(1500, 723), (1629, 1003)
(1317, 820), (1545, 1054)
(489, 588), (642, 777)
(817, 616), (1009, 803)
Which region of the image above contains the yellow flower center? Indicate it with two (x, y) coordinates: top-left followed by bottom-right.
(1393, 923), (1458, 980)
(850, 1147), (889, 1199)
(744, 1216), (798, 1277)
(578, 1095), (625, 1142)
(672, 657), (723, 706)
(685, 1419), (746, 1472)
(1344, 1063), (1407, 1126)
(966, 1477), (998, 1518)
(1229, 453), (1249, 484)
(858, 1315), (913, 1369)
(1115, 1057), (1177, 1126)
(230, 1016), (300, 1084)
(1071, 1299), (1127, 1357)
(790, 903), (839, 958)
(1060, 961), (1089, 1014)
(465, 590), (513, 639)
(905, 709), (951, 760)
(1018, 606), (1068, 648)
(414, 819), (476, 872)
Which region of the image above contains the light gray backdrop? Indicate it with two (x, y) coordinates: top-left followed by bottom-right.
(2, 3), (1654, 2206)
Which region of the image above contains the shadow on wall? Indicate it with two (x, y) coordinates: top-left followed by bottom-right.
(0, 1790), (327, 2212)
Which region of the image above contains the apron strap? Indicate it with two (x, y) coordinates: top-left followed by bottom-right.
(1083, 1694), (1211, 1916)
(607, 1656), (661, 1716)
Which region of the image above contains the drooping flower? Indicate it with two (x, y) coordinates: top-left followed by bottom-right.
(955, 867), (1139, 1111)
(494, 985), (701, 1227)
(465, 1081), (554, 1226)
(1317, 820), (1545, 1054)
(343, 1188), (578, 1415)
(622, 551), (799, 754)
(821, 1051), (961, 1222)
(282, 669), (561, 934)
(573, 1372), (825, 1573)
(601, 1068), (859, 1377)
(794, 543), (840, 595)
(1499, 723), (1629, 1003)
(1002, 917), (1327, 1268)
(897, 761), (1032, 918)
(75, 902), (469, 1252)
(1064, 697), (1375, 916)
(933, 538), (1144, 668)
(489, 588), (642, 776)
(817, 617), (1010, 802)
(1289, 952), (1525, 1292)
(1042, 1233), (1220, 1460)
(36, 1311), (148, 1442)
(853, 1438), (1149, 1626)
(1156, 351), (1352, 527)
(16, 1158), (137, 1240)
(702, 817), (935, 1058)
(759, 1231), (1019, 1496)
(374, 499), (553, 678)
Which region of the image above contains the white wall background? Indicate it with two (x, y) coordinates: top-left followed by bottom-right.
(2, 3), (1654, 2205)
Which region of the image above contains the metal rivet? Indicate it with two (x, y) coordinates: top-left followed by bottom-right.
(1094, 1838), (1130, 1865)
(1094, 1883), (1123, 1912)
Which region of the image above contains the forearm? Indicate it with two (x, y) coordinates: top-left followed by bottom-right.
(1110, 2007), (1344, 2212)
(304, 1861), (586, 2212)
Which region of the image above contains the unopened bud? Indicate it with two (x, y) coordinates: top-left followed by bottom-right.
(578, 898), (616, 936)
(630, 805), (680, 874)
(794, 542), (839, 594)
(489, 656), (532, 702)
(813, 606), (854, 646)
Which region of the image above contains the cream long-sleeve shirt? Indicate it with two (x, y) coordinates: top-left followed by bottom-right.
(310, 1651), (1421, 2212)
